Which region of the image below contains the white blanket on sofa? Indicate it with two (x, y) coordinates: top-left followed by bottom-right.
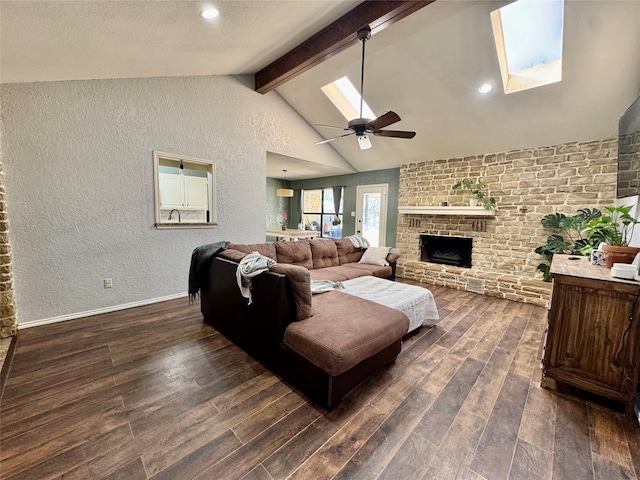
(236, 252), (276, 304)
(341, 276), (439, 333)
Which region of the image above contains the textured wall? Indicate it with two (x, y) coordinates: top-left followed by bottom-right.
(266, 177), (292, 240)
(397, 138), (618, 305)
(2, 75), (345, 325)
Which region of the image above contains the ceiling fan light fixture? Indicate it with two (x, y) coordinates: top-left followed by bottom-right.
(357, 135), (372, 150)
(313, 26), (415, 149)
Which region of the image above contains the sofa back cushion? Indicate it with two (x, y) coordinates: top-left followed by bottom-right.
(228, 243), (277, 261)
(335, 238), (365, 265)
(270, 263), (312, 321)
(309, 239), (339, 269)
(218, 248), (247, 262)
(275, 240), (313, 269)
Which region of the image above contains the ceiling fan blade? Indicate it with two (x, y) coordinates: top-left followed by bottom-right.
(367, 111), (401, 131)
(372, 130), (416, 139)
(315, 132), (355, 145)
(314, 123), (351, 131)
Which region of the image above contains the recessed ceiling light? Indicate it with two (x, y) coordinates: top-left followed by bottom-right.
(478, 84), (493, 94)
(200, 8), (219, 19)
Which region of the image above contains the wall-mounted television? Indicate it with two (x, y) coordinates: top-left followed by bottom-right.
(617, 94), (640, 198)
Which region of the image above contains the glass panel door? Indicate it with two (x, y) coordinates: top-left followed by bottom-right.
(356, 184), (388, 247)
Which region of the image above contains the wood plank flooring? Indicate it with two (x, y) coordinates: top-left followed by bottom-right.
(1, 281), (639, 479)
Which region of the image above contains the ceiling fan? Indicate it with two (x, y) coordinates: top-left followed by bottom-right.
(315, 27), (416, 150)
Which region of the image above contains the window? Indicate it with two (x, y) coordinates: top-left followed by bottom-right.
(302, 188), (344, 238)
(491, 0), (564, 94)
(321, 76), (375, 121)
(153, 151), (217, 228)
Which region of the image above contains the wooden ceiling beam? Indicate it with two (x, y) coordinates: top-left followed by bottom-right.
(255, 0), (435, 94)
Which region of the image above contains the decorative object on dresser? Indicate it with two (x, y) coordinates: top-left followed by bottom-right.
(583, 205), (640, 267)
(541, 254), (640, 417)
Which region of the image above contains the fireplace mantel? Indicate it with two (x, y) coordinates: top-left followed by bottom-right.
(398, 206), (495, 216)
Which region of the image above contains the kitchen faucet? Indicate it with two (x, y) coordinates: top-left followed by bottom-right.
(168, 209), (181, 222)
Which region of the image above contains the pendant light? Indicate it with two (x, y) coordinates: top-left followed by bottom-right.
(276, 169), (294, 197)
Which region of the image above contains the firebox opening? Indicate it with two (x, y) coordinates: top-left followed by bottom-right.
(420, 235), (472, 268)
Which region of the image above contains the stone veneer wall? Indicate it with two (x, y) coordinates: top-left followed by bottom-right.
(397, 138), (619, 306)
(617, 130), (640, 198)
(0, 145), (16, 338)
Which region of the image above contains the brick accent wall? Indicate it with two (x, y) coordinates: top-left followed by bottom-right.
(0, 148), (16, 337)
(617, 131), (640, 198)
(397, 138), (619, 306)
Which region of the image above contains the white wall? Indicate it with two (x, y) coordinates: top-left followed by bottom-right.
(1, 74), (347, 325)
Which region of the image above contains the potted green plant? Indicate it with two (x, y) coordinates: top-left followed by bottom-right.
(583, 205), (640, 267)
(534, 208), (602, 281)
(452, 178), (496, 210)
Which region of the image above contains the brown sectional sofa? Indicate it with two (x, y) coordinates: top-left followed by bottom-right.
(199, 238), (408, 408)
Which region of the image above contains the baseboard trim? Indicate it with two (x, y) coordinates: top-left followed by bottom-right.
(17, 292), (189, 330)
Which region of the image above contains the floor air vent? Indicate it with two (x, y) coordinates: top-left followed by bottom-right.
(466, 278), (484, 294)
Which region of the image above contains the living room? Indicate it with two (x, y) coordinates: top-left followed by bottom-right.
(1, 1), (640, 479)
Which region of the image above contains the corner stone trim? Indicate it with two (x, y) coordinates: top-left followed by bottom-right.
(0, 152), (16, 338)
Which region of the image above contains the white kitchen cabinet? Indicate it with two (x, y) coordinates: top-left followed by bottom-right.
(184, 176), (208, 210)
(159, 173), (208, 211)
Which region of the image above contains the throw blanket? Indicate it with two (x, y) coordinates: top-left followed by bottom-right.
(188, 241), (230, 303)
(346, 235), (370, 249)
(236, 252), (276, 304)
(341, 276), (439, 332)
(310, 280), (344, 294)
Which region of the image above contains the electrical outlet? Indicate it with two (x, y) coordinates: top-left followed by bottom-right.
(104, 278), (113, 289)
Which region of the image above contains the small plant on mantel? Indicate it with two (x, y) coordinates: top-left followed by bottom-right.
(534, 208), (602, 281)
(452, 178), (496, 210)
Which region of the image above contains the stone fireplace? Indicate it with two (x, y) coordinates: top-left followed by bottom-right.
(420, 234), (472, 268)
(395, 138), (620, 306)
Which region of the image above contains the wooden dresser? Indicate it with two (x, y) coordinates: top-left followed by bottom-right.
(542, 254), (640, 410)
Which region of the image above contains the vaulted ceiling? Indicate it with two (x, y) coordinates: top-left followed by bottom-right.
(2, 0), (639, 179)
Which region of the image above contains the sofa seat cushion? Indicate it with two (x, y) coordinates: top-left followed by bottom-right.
(309, 267), (349, 283)
(284, 291), (409, 376)
(229, 243), (277, 261)
(310, 239), (339, 269)
(275, 240), (313, 269)
(340, 263), (393, 278)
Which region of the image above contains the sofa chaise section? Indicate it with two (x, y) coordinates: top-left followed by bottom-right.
(199, 238), (406, 408)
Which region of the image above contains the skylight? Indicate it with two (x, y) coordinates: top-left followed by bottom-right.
(321, 76), (375, 121)
(491, 0), (564, 94)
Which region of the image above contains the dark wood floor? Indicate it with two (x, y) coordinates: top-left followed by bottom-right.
(1, 281), (639, 480)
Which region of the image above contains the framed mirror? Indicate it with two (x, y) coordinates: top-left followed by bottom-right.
(153, 151), (217, 228)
